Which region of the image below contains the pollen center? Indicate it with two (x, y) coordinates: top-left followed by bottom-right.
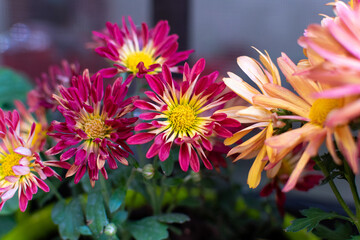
(168, 104), (197, 133)
(0, 152), (23, 177)
(124, 51), (154, 73)
(309, 98), (343, 126)
(83, 117), (109, 139)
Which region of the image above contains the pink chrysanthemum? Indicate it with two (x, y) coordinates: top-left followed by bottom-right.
(0, 109), (69, 212)
(92, 17), (193, 78)
(27, 60), (81, 111)
(46, 70), (137, 186)
(127, 59), (240, 172)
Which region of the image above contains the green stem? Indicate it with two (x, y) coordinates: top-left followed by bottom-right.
(145, 181), (159, 215)
(99, 174), (110, 206)
(315, 158), (360, 232)
(344, 161), (360, 220)
(45, 179), (64, 201)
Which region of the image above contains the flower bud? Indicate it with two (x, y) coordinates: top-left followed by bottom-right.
(104, 223), (117, 236)
(142, 163), (155, 180)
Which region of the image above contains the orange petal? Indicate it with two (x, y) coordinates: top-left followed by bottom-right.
(283, 134), (324, 192)
(224, 128), (252, 146)
(334, 125), (359, 173)
(223, 72), (260, 103)
(237, 56), (269, 93)
(253, 95), (309, 119)
(247, 146), (267, 188)
(263, 83), (311, 111)
(277, 53), (320, 105)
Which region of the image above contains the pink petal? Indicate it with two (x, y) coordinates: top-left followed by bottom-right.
(189, 148), (200, 172)
(134, 100), (157, 110)
(75, 149), (87, 165)
(315, 85), (360, 99)
(19, 192), (28, 212)
(74, 165), (87, 184)
(4, 176), (19, 183)
(1, 187), (17, 201)
(179, 144), (190, 171)
(34, 177), (50, 192)
(127, 133), (156, 145)
(14, 147), (32, 156)
(211, 113), (227, 121)
(12, 165), (30, 175)
(135, 123), (153, 131)
(139, 112), (161, 120)
(145, 75), (165, 96)
(159, 142), (172, 161)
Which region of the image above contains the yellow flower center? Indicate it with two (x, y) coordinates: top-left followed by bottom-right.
(0, 152), (23, 177)
(168, 104), (198, 133)
(124, 51), (155, 73)
(83, 117), (110, 139)
(309, 98), (343, 126)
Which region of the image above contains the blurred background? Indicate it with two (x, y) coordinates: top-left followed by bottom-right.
(0, 0), (332, 78)
(0, 0), (349, 213)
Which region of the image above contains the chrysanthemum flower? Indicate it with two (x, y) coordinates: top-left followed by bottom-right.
(46, 70), (137, 185)
(217, 49), (288, 188)
(15, 101), (48, 152)
(92, 17), (193, 78)
(27, 60), (80, 111)
(295, 1), (360, 128)
(127, 59), (239, 172)
(298, 1), (360, 72)
(0, 109), (69, 212)
(253, 53), (358, 192)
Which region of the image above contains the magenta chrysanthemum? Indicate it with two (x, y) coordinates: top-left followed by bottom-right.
(92, 16), (193, 78)
(0, 109), (69, 212)
(27, 60), (81, 111)
(127, 59), (240, 172)
(46, 70), (137, 185)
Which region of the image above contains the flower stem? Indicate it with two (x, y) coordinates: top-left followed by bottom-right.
(344, 161), (360, 221)
(45, 179), (64, 201)
(315, 158), (360, 232)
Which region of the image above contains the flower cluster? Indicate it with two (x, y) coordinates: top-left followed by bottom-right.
(3, 1), (360, 220)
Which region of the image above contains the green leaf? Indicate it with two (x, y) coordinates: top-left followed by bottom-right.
(0, 196), (19, 215)
(78, 226), (92, 236)
(86, 191), (109, 236)
(285, 208), (341, 232)
(113, 211), (128, 225)
(51, 199), (85, 240)
(313, 222), (352, 240)
(156, 213), (190, 224)
(0, 68), (32, 109)
(127, 217), (168, 240)
(109, 187), (126, 213)
(159, 154), (175, 176)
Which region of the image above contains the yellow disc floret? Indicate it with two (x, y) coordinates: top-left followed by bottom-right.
(124, 51), (155, 73)
(309, 98), (343, 126)
(83, 117), (111, 139)
(0, 152), (24, 177)
(168, 104), (198, 133)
